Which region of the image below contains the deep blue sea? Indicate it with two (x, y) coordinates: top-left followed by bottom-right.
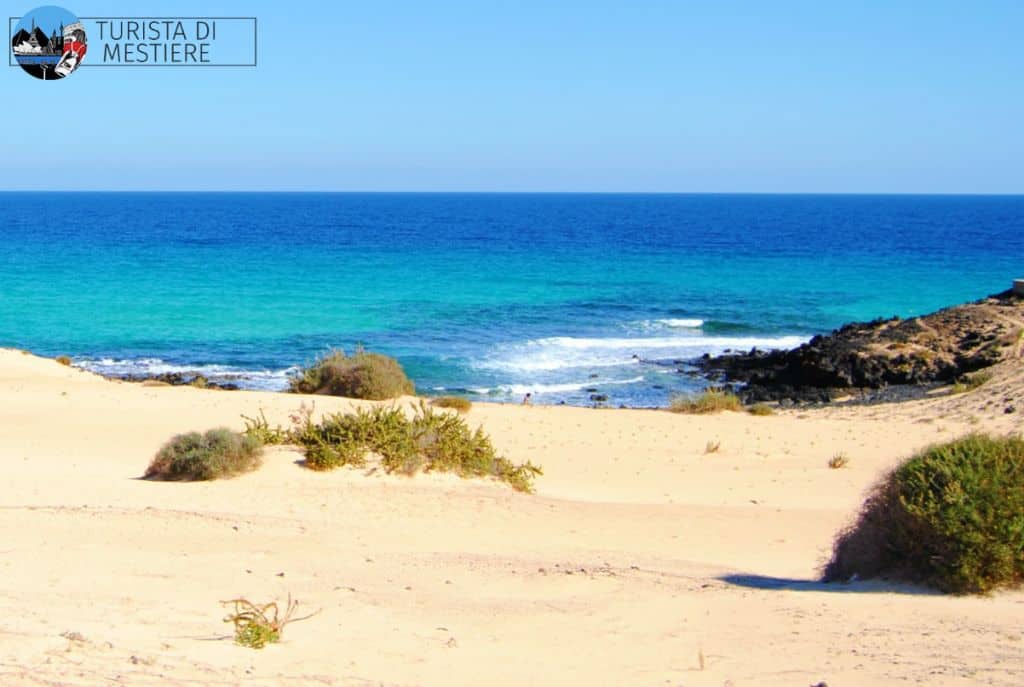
(1, 193), (1022, 406)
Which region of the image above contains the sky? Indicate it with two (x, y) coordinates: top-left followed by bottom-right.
(3, 1), (1023, 192)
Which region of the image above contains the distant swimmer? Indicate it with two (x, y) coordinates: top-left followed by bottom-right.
(521, 392), (532, 405)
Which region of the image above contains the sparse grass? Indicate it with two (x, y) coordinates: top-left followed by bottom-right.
(289, 348), (414, 400)
(824, 433), (1024, 594)
(669, 389), (742, 414)
(704, 440), (721, 454)
(295, 401), (542, 492)
(950, 371), (994, 394)
(430, 396), (472, 413)
(55, 355), (72, 366)
(144, 428), (263, 481)
(828, 452), (850, 469)
(222, 595), (318, 649)
(747, 403), (774, 416)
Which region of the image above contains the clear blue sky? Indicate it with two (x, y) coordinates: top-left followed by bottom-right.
(4, 1), (1023, 192)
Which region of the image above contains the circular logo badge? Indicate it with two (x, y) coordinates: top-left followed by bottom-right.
(11, 5), (87, 81)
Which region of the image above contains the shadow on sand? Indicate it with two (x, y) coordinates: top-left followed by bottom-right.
(718, 573), (938, 596)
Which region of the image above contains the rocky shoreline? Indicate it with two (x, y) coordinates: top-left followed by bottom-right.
(696, 289), (1024, 404)
(116, 371), (242, 391)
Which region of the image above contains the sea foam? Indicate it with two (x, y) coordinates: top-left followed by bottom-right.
(476, 334), (806, 373)
(75, 357), (297, 391)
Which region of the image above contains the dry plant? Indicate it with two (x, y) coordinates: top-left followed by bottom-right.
(828, 452), (850, 469)
(221, 594), (319, 649)
(669, 389), (742, 414)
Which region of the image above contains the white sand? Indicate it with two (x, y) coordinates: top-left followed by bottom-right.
(1, 348), (1022, 686)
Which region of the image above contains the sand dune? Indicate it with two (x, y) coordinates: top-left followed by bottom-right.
(1, 348), (1022, 686)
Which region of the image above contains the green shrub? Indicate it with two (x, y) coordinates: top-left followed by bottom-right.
(55, 355), (72, 366)
(296, 401), (541, 492)
(289, 349), (414, 400)
(242, 409), (291, 445)
(823, 433), (1024, 593)
(747, 403), (774, 416)
(430, 396), (473, 413)
(950, 371), (994, 394)
(145, 428), (263, 481)
(669, 389), (742, 414)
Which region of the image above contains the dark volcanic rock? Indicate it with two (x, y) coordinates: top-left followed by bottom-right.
(696, 289), (1024, 404)
(119, 371), (240, 390)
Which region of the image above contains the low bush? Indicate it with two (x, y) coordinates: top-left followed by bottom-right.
(669, 389), (742, 414)
(430, 396), (473, 413)
(295, 401), (541, 492)
(823, 433), (1024, 593)
(242, 409), (291, 445)
(145, 428), (263, 481)
(289, 348), (414, 400)
(747, 403), (774, 416)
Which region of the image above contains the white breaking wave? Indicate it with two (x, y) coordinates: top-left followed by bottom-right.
(655, 318), (705, 328)
(476, 334), (807, 373)
(470, 376), (645, 397)
(75, 357), (298, 391)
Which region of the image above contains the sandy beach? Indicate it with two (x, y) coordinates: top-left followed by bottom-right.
(1, 348), (1022, 686)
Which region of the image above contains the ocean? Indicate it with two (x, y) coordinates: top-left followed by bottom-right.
(1, 192), (1021, 407)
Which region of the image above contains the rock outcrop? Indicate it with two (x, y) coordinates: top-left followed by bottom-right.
(697, 289), (1024, 403)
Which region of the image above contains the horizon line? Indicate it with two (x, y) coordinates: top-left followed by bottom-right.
(2, 190), (1024, 196)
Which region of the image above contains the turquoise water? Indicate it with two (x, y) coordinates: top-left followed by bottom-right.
(1, 192), (1021, 406)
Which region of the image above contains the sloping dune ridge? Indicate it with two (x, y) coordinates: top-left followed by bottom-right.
(1, 348), (1022, 686)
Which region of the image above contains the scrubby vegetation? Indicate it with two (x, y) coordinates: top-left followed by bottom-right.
(950, 370), (994, 394)
(289, 348), (414, 400)
(669, 389), (742, 414)
(222, 595), (317, 649)
(824, 433), (1024, 594)
(430, 396), (473, 413)
(144, 428), (263, 481)
(293, 401), (541, 492)
(55, 355), (72, 366)
(242, 409), (291, 445)
(747, 403), (774, 416)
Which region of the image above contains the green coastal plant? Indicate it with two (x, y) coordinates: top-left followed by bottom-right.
(296, 401), (541, 492)
(747, 403), (774, 416)
(669, 389), (742, 414)
(242, 409), (291, 445)
(144, 428), (263, 481)
(289, 348), (414, 400)
(824, 433), (1024, 594)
